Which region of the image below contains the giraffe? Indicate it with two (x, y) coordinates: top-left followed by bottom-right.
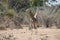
(29, 9), (39, 30)
(29, 8), (39, 35)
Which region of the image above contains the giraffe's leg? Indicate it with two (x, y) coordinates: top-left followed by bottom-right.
(29, 19), (32, 30)
(34, 22), (38, 35)
(29, 24), (31, 30)
(30, 22), (35, 35)
(33, 22), (36, 29)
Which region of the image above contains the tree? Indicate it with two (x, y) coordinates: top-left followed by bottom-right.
(8, 0), (29, 13)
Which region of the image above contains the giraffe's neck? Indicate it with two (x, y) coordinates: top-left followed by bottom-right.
(34, 11), (38, 18)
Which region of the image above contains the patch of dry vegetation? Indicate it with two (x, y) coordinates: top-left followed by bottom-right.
(0, 32), (16, 40)
(0, 0), (60, 29)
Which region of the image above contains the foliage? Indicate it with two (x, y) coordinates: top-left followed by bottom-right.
(28, 0), (44, 7)
(8, 0), (29, 13)
(0, 0), (60, 29)
(1, 0), (57, 13)
(4, 9), (15, 17)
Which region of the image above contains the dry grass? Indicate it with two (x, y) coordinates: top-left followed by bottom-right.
(0, 27), (60, 40)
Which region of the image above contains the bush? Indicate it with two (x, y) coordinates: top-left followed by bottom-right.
(4, 9), (15, 18)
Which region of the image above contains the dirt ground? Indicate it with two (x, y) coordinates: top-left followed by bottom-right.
(0, 27), (60, 40)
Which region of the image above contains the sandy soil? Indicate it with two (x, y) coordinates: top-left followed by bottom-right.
(0, 28), (60, 40)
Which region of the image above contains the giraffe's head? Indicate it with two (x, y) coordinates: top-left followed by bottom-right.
(29, 10), (34, 18)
